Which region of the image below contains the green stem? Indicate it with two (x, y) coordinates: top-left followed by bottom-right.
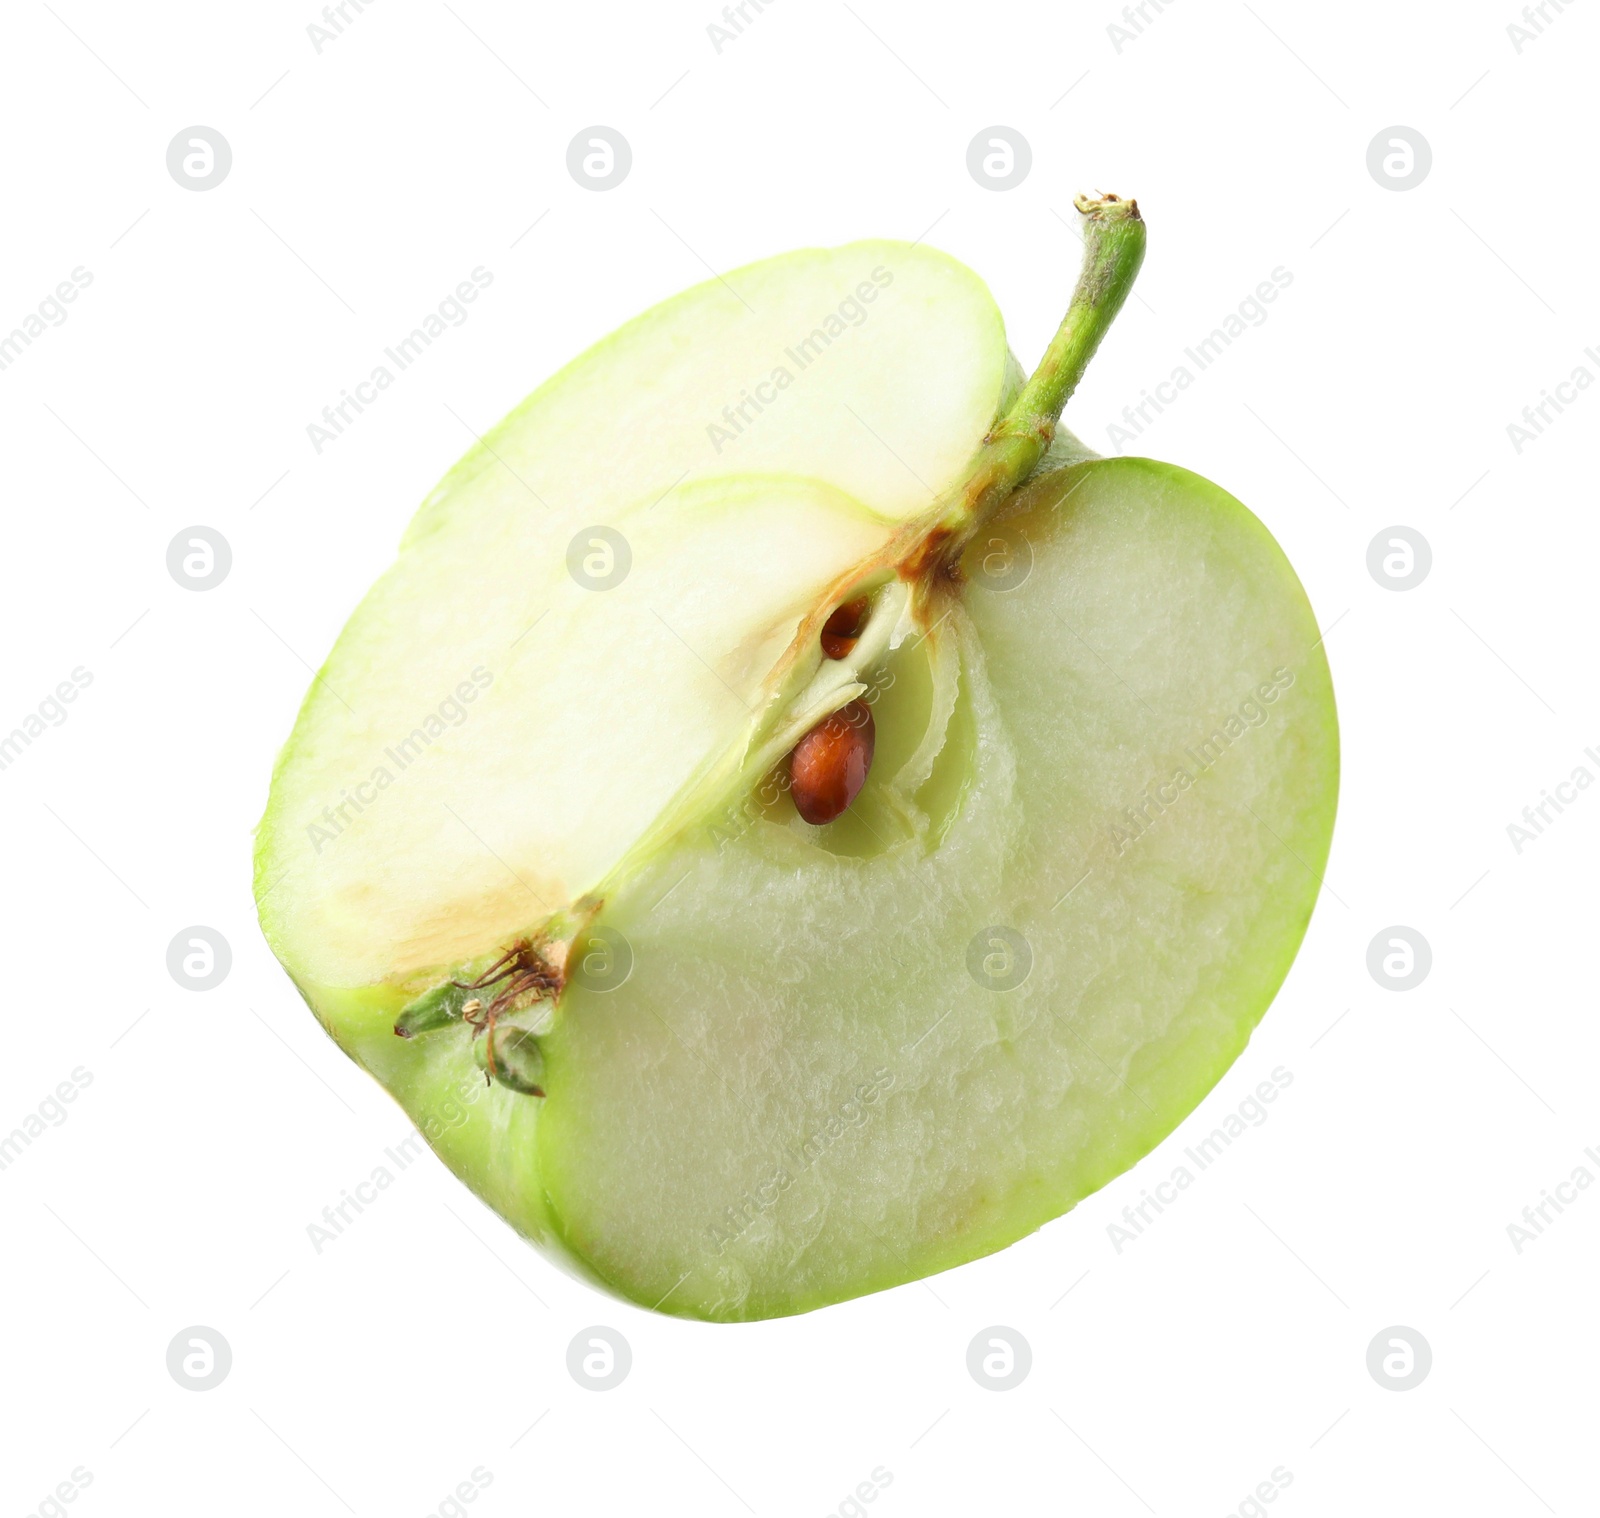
(943, 192), (1146, 541)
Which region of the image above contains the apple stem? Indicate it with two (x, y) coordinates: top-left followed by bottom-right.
(947, 192), (1146, 539)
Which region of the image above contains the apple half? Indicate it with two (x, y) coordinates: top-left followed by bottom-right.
(255, 196), (1337, 1320)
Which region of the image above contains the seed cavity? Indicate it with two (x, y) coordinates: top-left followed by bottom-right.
(789, 698), (875, 824)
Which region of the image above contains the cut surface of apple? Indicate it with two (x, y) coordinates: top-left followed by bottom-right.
(537, 458), (1335, 1317)
(256, 204), (1338, 1320)
(257, 241), (1011, 991)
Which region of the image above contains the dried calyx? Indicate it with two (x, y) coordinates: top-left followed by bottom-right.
(394, 939), (560, 1094)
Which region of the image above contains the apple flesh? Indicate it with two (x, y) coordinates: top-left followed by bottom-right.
(255, 203), (1337, 1320)
(256, 242), (1012, 991)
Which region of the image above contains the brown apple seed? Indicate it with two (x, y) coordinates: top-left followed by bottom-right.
(820, 597), (871, 660)
(789, 698), (875, 824)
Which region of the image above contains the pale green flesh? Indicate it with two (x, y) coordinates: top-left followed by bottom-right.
(285, 457), (1337, 1321)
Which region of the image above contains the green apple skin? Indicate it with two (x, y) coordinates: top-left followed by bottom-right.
(265, 454), (1338, 1321)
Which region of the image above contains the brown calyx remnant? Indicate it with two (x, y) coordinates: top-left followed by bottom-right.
(452, 940), (561, 1079)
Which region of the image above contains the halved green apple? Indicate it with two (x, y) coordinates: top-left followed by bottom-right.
(255, 196), (1337, 1320)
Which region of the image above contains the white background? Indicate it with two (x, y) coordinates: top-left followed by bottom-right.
(1, 1), (1596, 1514)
